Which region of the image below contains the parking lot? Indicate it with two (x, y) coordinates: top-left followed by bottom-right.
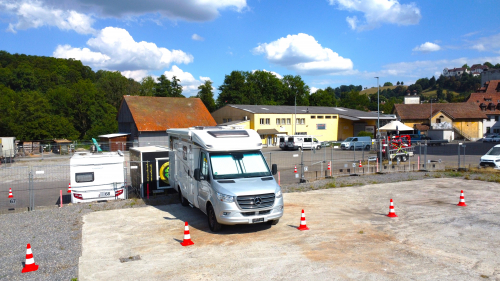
(79, 178), (500, 280)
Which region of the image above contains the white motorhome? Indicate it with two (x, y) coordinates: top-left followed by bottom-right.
(70, 152), (126, 203)
(167, 127), (283, 232)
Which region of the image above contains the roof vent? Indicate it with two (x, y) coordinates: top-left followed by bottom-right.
(207, 130), (249, 138)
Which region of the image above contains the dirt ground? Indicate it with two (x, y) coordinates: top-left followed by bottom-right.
(78, 178), (500, 280)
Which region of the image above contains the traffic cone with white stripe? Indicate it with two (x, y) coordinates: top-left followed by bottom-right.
(327, 161), (331, 170)
(21, 244), (39, 273)
(297, 209), (310, 231)
(180, 221), (194, 246)
(359, 160), (363, 168)
(294, 165), (297, 173)
(457, 190), (467, 207)
(8, 188), (13, 198)
(67, 183), (71, 193)
(387, 199), (398, 217)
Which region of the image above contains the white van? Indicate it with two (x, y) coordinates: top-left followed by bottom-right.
(341, 136), (372, 150)
(70, 152), (126, 203)
(282, 135), (321, 150)
(479, 144), (500, 169)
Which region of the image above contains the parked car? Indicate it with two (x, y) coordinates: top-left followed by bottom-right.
(479, 144), (500, 169)
(341, 136), (371, 150)
(483, 134), (499, 142)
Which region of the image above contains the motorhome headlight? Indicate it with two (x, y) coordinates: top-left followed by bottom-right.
(275, 189), (282, 198)
(217, 192), (234, 203)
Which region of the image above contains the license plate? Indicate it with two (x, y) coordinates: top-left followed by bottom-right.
(100, 191), (111, 197)
(252, 218), (264, 223)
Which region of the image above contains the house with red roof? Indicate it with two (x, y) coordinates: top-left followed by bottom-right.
(467, 80), (500, 134)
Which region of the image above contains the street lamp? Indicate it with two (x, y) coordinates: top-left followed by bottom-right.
(375, 77), (380, 138)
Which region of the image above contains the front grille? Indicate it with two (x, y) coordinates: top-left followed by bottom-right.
(480, 162), (496, 167)
(241, 210), (271, 216)
(237, 193), (275, 209)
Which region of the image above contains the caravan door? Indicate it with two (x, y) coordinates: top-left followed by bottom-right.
(197, 151), (210, 212)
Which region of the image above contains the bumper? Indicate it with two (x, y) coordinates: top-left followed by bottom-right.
(71, 189), (125, 203)
(479, 161), (500, 169)
(214, 197), (284, 225)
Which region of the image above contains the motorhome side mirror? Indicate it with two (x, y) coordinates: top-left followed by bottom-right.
(194, 168), (204, 181)
(272, 164), (278, 175)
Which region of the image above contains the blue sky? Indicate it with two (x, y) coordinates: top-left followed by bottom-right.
(1, 0), (500, 97)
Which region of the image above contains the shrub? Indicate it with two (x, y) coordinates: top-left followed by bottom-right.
(357, 131), (374, 139)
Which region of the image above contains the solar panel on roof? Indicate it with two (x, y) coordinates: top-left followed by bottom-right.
(207, 130), (249, 138)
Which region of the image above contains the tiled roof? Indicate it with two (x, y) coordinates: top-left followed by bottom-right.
(218, 104), (396, 120)
(471, 64), (488, 70)
(468, 80), (500, 96)
(121, 96), (216, 131)
(414, 124), (429, 131)
(394, 103), (487, 120)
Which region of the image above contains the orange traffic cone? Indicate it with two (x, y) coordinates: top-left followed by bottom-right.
(457, 190), (467, 207)
(8, 188), (13, 198)
(21, 244), (39, 273)
(180, 221), (194, 246)
(327, 161), (331, 170)
(297, 209), (310, 231)
(387, 199), (398, 217)
(67, 183), (71, 193)
(294, 165), (297, 173)
(359, 160), (363, 168)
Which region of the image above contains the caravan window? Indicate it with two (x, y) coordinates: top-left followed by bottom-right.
(288, 137), (294, 142)
(279, 137), (285, 143)
(75, 172), (94, 183)
(304, 138), (312, 142)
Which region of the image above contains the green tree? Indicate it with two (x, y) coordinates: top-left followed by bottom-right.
(309, 88), (336, 107)
(155, 75), (172, 97)
(197, 80), (216, 112)
(396, 81), (400, 85)
(170, 76), (184, 97)
(484, 62), (494, 68)
(446, 90), (453, 102)
(216, 71), (248, 107)
(383, 82), (393, 86)
(140, 76), (156, 96)
(282, 75), (309, 106)
(95, 70), (131, 109)
(462, 64), (470, 70)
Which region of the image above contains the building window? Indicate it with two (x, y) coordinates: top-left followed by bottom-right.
(325, 116), (331, 119)
(281, 118), (286, 124)
(227, 118), (232, 122)
(260, 118), (264, 125)
(286, 118), (291, 125)
(317, 116), (324, 119)
(317, 124), (326, 130)
(496, 116), (499, 122)
(487, 127), (491, 134)
(311, 116), (316, 119)
(276, 118), (280, 125)
(265, 118), (270, 125)
(332, 116), (337, 119)
(296, 118), (305, 125)
(491, 116), (495, 121)
(223, 119), (227, 123)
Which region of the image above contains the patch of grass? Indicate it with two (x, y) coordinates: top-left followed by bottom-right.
(432, 173), (443, 178)
(480, 275), (489, 279)
(464, 174), (470, 180)
(360, 85), (405, 95)
(327, 181), (337, 188)
(71, 278), (78, 281)
(445, 171), (463, 177)
(358, 230), (364, 234)
(339, 182), (363, 187)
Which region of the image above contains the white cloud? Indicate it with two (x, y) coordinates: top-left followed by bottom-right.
(310, 87), (319, 93)
(253, 33), (353, 75)
(191, 34), (204, 41)
(53, 27), (193, 72)
(121, 70), (149, 81)
(43, 0), (247, 22)
(329, 0), (421, 30)
(469, 33), (500, 52)
(162, 65), (209, 97)
(251, 69), (283, 79)
(2, 0), (95, 34)
(412, 42), (441, 53)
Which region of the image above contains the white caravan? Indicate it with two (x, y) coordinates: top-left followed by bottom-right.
(167, 127), (284, 232)
(70, 152), (125, 203)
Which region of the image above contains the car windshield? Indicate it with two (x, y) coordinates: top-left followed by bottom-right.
(344, 137), (353, 142)
(210, 151), (271, 179)
(486, 147), (500, 156)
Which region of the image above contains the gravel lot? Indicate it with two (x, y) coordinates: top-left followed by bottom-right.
(0, 170), (499, 280)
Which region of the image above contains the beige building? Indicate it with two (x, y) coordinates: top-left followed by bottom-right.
(212, 105), (395, 145)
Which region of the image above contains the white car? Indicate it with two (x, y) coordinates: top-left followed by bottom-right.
(479, 144), (500, 169)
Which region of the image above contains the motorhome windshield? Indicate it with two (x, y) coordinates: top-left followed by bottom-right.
(210, 152), (271, 179)
(486, 147), (500, 156)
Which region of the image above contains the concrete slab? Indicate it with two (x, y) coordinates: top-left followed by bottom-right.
(79, 179), (500, 280)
